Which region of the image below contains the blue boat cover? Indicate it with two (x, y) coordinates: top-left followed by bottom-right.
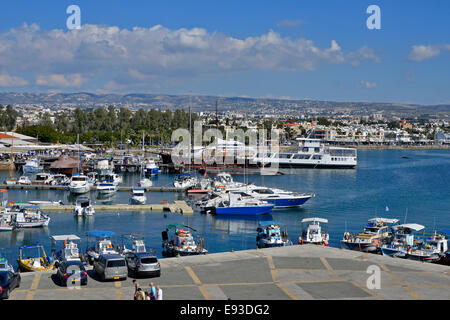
(87, 230), (115, 238)
(259, 221), (280, 226)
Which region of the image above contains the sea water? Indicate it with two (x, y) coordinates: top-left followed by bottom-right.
(0, 149), (449, 268)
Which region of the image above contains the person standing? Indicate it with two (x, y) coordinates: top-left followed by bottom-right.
(156, 285), (163, 300)
(149, 282), (157, 300)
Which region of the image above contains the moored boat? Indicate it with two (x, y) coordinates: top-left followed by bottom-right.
(13, 207), (50, 228)
(380, 223), (425, 258)
(161, 224), (207, 257)
(298, 218), (329, 245)
(256, 221), (292, 248)
(73, 197), (95, 217)
(69, 174), (91, 194)
(17, 244), (55, 272)
(129, 189), (146, 205)
(85, 230), (119, 264)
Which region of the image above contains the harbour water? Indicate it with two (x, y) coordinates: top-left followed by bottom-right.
(0, 149), (449, 268)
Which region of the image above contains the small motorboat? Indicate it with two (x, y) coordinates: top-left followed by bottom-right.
(139, 178), (153, 189)
(403, 232), (448, 262)
(96, 182), (118, 195)
(162, 224), (207, 257)
(85, 230), (119, 264)
(73, 197), (95, 217)
(298, 218), (329, 245)
(32, 173), (54, 185)
(17, 244), (55, 272)
(129, 189), (146, 205)
(144, 159), (159, 176)
(3, 177), (17, 185)
(341, 217), (399, 253)
(50, 234), (84, 265)
(119, 234), (147, 255)
(256, 221), (292, 248)
(69, 174), (91, 194)
(17, 176), (32, 185)
(174, 173), (198, 189)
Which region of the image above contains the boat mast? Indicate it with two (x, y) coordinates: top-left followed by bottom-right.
(189, 93), (192, 173)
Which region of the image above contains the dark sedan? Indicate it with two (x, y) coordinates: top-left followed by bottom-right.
(57, 260), (88, 286)
(0, 271), (21, 299)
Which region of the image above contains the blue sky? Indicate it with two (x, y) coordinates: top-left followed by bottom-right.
(0, 0), (449, 104)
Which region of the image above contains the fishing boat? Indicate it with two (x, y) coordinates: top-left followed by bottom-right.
(173, 173), (198, 189)
(212, 192), (274, 216)
(256, 221), (292, 248)
(73, 197), (95, 217)
(298, 218), (330, 245)
(143, 159), (159, 176)
(22, 158), (43, 174)
(162, 224), (207, 257)
(119, 234), (147, 254)
(404, 232), (448, 262)
(17, 245), (55, 272)
(85, 230), (119, 264)
(129, 189), (146, 205)
(380, 223), (425, 258)
(341, 217), (399, 253)
(13, 208), (50, 228)
(69, 174), (91, 194)
(50, 235), (83, 265)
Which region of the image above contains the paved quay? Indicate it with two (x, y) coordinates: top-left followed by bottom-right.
(8, 245), (450, 300)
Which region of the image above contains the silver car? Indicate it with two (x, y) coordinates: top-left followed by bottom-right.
(124, 252), (161, 278)
(94, 254), (128, 281)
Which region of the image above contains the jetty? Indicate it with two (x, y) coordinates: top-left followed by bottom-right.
(38, 200), (194, 215)
(0, 184), (187, 193)
(8, 245), (450, 301)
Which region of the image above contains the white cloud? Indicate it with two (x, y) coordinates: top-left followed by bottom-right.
(0, 73), (28, 87)
(408, 44), (450, 62)
(35, 73), (86, 88)
(0, 23), (380, 91)
(360, 80), (377, 89)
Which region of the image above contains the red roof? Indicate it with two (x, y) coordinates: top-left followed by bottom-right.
(0, 133), (17, 139)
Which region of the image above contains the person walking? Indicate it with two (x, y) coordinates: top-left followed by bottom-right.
(156, 285), (163, 300)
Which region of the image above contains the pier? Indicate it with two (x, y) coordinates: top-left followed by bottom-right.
(38, 200), (194, 215)
(8, 245), (450, 300)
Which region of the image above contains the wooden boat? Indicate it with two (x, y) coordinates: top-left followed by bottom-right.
(17, 245), (55, 272)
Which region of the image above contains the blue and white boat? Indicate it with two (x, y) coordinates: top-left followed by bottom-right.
(246, 187), (314, 208)
(405, 232), (448, 263)
(129, 189), (147, 205)
(213, 192), (274, 216)
(22, 158), (43, 174)
(96, 182), (118, 195)
(256, 221), (292, 248)
(144, 160), (159, 176)
(342, 217), (399, 253)
(380, 223), (425, 258)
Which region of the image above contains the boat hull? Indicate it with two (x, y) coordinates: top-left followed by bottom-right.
(145, 168), (159, 176)
(265, 196), (312, 208)
(214, 205), (274, 215)
(344, 242), (379, 253)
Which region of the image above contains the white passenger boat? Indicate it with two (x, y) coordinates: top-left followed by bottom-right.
(51, 235), (83, 264)
(73, 197), (95, 217)
(251, 138), (357, 169)
(96, 182), (118, 194)
(129, 189), (146, 205)
(235, 186), (314, 208)
(298, 218), (329, 245)
(256, 221), (292, 248)
(69, 174), (91, 194)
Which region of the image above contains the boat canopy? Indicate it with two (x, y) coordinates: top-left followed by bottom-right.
(259, 221), (280, 226)
(394, 223), (425, 232)
(368, 217), (399, 224)
(50, 235), (81, 242)
(87, 230), (115, 238)
(301, 217), (328, 224)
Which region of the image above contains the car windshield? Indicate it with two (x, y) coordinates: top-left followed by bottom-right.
(140, 257), (158, 264)
(107, 259), (126, 267)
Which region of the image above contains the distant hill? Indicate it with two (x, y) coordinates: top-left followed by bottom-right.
(0, 92), (448, 118)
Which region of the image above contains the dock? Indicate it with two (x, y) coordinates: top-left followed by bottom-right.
(39, 200), (194, 215)
(8, 245), (450, 300)
(0, 184), (187, 193)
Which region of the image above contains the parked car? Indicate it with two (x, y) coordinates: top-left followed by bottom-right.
(124, 252), (161, 278)
(93, 254), (128, 281)
(0, 271), (21, 299)
(56, 260), (88, 287)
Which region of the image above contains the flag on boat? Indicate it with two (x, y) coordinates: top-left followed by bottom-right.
(386, 206), (389, 212)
